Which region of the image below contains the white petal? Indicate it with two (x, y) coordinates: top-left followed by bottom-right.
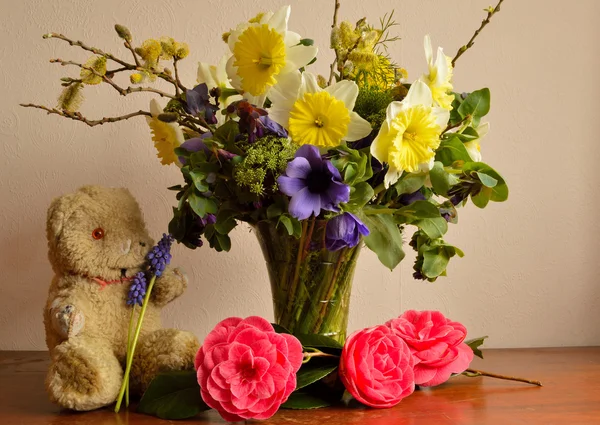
(434, 47), (449, 84)
(464, 141), (482, 162)
(268, 108), (291, 129)
(424, 35), (433, 66)
(227, 23), (247, 52)
(300, 72), (321, 95)
(268, 5), (290, 34)
(149, 99), (162, 116)
(371, 121), (391, 163)
(384, 166), (402, 188)
(386, 101), (405, 126)
(477, 122), (490, 138)
(283, 45), (318, 73)
(432, 106), (450, 129)
(216, 55), (230, 85)
(285, 31), (302, 46)
(245, 93), (267, 108)
(404, 80), (433, 107)
(258, 11), (274, 24)
(197, 62), (217, 87)
(226, 56), (242, 91)
(325, 80), (359, 111)
(344, 112), (372, 141)
(417, 157), (435, 173)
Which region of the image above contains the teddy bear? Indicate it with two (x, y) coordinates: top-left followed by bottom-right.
(43, 185), (200, 411)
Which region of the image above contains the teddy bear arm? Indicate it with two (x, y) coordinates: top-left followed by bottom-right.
(150, 266), (188, 307)
(46, 297), (86, 342)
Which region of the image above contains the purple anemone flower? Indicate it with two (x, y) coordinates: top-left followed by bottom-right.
(260, 115), (288, 138)
(399, 190), (426, 206)
(277, 145), (350, 220)
(178, 133), (212, 165)
(325, 212), (370, 251)
(183, 84), (218, 124)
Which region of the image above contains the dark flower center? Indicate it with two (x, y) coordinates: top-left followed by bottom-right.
(306, 167), (331, 194)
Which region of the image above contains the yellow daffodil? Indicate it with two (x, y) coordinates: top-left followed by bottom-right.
(197, 55), (242, 124)
(464, 122), (489, 162)
(225, 6), (318, 105)
(146, 99), (184, 166)
(268, 72), (371, 148)
(371, 81), (450, 187)
(419, 35), (454, 110)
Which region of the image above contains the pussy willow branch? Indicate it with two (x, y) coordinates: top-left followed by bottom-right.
(123, 40), (141, 68)
(451, 0), (505, 67)
(19, 104), (151, 127)
(43, 32), (184, 92)
(50, 58), (176, 99)
(327, 0), (341, 85)
(465, 368), (542, 387)
(173, 59), (183, 96)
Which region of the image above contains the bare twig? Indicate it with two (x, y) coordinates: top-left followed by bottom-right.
(173, 59), (184, 95)
(50, 58), (176, 99)
(43, 32), (182, 91)
(20, 104), (151, 127)
(123, 40), (141, 67)
(465, 368), (542, 387)
(327, 0), (341, 85)
(451, 0), (505, 67)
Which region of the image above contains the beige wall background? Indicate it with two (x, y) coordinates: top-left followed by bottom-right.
(1, 0), (598, 350)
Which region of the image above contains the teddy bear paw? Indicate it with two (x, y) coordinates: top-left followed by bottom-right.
(51, 303), (85, 339)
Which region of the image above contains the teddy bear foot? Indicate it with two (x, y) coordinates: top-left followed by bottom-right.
(46, 337), (123, 411)
(130, 328), (199, 393)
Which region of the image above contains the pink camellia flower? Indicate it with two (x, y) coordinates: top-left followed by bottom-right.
(339, 325), (415, 408)
(386, 310), (474, 387)
(195, 316), (303, 422)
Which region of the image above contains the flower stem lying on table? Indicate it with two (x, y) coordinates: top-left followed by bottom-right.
(464, 368), (543, 386)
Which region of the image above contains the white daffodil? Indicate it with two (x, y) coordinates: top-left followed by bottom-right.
(146, 99), (185, 166)
(371, 81), (450, 187)
(419, 35), (454, 110)
(268, 71), (371, 148)
(197, 55), (242, 124)
(225, 5), (318, 105)
(464, 122), (490, 162)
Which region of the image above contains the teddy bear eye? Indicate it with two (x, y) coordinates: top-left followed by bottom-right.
(92, 228), (105, 240)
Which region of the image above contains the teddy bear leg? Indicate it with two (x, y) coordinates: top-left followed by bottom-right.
(46, 336), (123, 411)
(130, 329), (199, 393)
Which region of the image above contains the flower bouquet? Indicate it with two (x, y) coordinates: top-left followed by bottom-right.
(22, 0), (532, 421)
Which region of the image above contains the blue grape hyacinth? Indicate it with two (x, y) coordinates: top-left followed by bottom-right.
(146, 233), (174, 277)
(127, 271), (148, 306)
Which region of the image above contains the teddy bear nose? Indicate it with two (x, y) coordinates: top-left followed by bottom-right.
(139, 242), (146, 247)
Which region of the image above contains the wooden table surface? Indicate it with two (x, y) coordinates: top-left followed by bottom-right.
(1, 348), (599, 425)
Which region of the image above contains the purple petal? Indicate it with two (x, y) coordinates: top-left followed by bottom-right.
(295, 144), (323, 169)
(184, 89), (202, 115)
(289, 187), (321, 220)
(347, 212), (370, 236)
(193, 83), (209, 98)
(278, 175), (307, 196)
(285, 157), (312, 179)
(325, 160), (343, 182)
(323, 180), (350, 208)
(259, 116), (288, 138)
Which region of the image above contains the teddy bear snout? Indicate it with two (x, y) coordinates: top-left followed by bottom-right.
(121, 239), (132, 255)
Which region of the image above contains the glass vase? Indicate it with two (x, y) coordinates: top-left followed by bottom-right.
(253, 220), (361, 343)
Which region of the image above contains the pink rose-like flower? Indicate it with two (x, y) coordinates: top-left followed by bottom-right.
(386, 310), (474, 387)
(339, 325), (415, 408)
(195, 316), (303, 422)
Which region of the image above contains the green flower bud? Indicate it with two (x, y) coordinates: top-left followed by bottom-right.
(114, 24), (132, 42)
(157, 112), (179, 123)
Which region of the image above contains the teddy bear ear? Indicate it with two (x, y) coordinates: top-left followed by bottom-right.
(46, 194), (75, 243)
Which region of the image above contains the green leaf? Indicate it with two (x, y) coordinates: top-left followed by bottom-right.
(296, 363), (338, 390)
(457, 88), (491, 126)
(267, 204), (284, 219)
(415, 216), (448, 239)
(471, 186), (492, 208)
(278, 215), (294, 236)
(463, 162), (509, 204)
(215, 233), (231, 251)
(137, 370), (208, 420)
(214, 209), (238, 235)
(396, 200), (442, 222)
(476, 171), (498, 188)
(436, 136), (472, 166)
(361, 213), (405, 270)
(392, 173), (426, 196)
(189, 170), (209, 192)
(465, 336), (488, 359)
(271, 323), (291, 334)
(281, 392), (331, 410)
(422, 246), (450, 278)
(188, 192), (218, 217)
(294, 333), (343, 350)
(346, 182), (374, 210)
(429, 162), (455, 196)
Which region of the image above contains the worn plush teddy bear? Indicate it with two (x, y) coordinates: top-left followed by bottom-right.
(43, 185), (199, 411)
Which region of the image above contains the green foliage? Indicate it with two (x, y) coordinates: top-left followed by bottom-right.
(395, 201), (448, 240)
(448, 162), (508, 208)
(436, 135), (472, 166)
(296, 363), (339, 390)
(330, 145), (373, 186)
(392, 172), (427, 197)
(361, 212), (405, 270)
(346, 182), (375, 211)
(457, 88), (491, 127)
(353, 87), (394, 131)
(233, 136), (296, 196)
(138, 370), (208, 420)
(465, 336), (488, 359)
(429, 161), (458, 196)
(410, 231), (464, 281)
(294, 333), (344, 351)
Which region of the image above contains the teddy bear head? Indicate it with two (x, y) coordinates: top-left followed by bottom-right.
(47, 185), (155, 281)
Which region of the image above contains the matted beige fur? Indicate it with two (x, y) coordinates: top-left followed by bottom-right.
(43, 185), (199, 411)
